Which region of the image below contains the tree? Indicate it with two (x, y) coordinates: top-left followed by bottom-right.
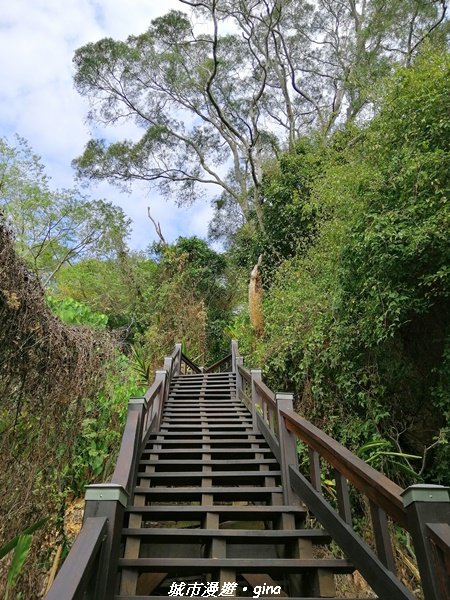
(72, 1), (448, 236)
(0, 136), (131, 285)
(73, 9), (274, 231)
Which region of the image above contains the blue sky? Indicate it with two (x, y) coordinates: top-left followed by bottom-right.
(0, 0), (215, 250)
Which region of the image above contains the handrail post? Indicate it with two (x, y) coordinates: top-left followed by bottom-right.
(164, 356), (173, 401)
(231, 339), (238, 372)
(401, 484), (450, 600)
(276, 393), (298, 505)
(128, 398), (146, 489)
(251, 369), (262, 431)
(174, 343), (182, 376)
(153, 370), (167, 432)
(83, 484), (129, 600)
(236, 356), (243, 398)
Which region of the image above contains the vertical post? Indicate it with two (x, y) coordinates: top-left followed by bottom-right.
(231, 339), (238, 372)
(235, 356), (243, 399)
(128, 398), (146, 483)
(369, 500), (396, 573)
(83, 484), (129, 600)
(251, 369), (262, 431)
(276, 393), (298, 505)
(174, 343), (182, 376)
(401, 484), (450, 600)
(153, 370), (167, 431)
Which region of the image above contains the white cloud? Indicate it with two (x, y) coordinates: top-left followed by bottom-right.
(0, 0), (212, 250)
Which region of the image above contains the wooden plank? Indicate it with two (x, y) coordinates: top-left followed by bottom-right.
(121, 528), (331, 543)
(369, 500), (396, 573)
(137, 470), (281, 478)
(118, 557), (355, 573)
(134, 486), (282, 496)
(139, 458), (278, 466)
(335, 470), (352, 525)
(125, 505), (307, 517)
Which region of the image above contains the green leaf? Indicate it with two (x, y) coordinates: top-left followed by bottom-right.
(5, 534), (33, 598)
(0, 517), (48, 560)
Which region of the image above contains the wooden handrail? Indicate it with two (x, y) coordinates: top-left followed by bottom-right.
(144, 379), (162, 403)
(280, 408), (407, 528)
(181, 352), (202, 374)
(254, 378), (276, 408)
(111, 408), (142, 493)
(45, 517), (107, 600)
(204, 353), (232, 373)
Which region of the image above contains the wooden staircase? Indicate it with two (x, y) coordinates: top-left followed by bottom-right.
(117, 371), (354, 599)
(46, 342), (450, 600)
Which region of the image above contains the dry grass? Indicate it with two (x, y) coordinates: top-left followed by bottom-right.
(0, 220), (117, 598)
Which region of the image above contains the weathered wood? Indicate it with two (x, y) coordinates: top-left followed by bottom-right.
(254, 378), (276, 408)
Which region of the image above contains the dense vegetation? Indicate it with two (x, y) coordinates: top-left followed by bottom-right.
(1, 1), (449, 597)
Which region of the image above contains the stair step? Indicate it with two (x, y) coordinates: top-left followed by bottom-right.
(133, 486), (282, 500)
(137, 470), (281, 479)
(143, 448), (274, 456)
(125, 505), (306, 519)
(139, 458), (278, 466)
(121, 528), (331, 543)
(145, 438), (269, 446)
(117, 557), (354, 574)
(146, 431), (263, 438)
(137, 474), (281, 486)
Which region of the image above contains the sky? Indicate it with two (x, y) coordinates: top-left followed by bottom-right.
(0, 0), (216, 251)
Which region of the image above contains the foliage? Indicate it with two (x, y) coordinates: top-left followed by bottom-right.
(72, 1), (448, 237)
(242, 48), (450, 484)
(47, 295), (108, 328)
(66, 355), (145, 494)
(0, 220), (118, 598)
(1, 519), (47, 600)
(54, 256), (158, 330)
(4, 535), (33, 600)
(0, 136), (131, 285)
(140, 236), (234, 367)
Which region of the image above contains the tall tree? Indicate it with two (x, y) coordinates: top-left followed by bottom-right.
(72, 1), (448, 234)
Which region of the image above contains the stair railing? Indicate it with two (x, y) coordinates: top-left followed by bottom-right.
(232, 340), (450, 600)
(46, 342), (183, 600)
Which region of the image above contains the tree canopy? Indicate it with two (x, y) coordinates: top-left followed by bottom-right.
(73, 0), (448, 236)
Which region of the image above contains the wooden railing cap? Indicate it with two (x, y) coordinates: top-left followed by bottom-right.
(276, 392), (294, 401)
(85, 483), (129, 507)
(402, 484), (450, 507)
(129, 397), (146, 406)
